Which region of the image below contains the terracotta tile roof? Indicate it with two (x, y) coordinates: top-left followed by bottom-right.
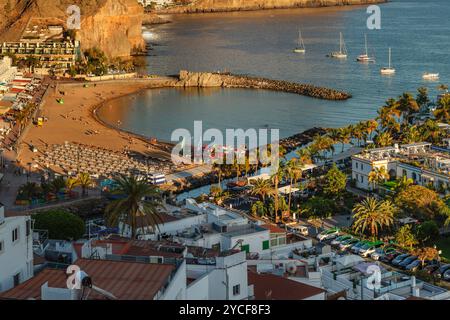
(261, 224), (286, 234)
(0, 259), (175, 300)
(248, 269), (325, 300)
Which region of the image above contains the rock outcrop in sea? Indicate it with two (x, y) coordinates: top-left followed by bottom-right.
(176, 70), (351, 100)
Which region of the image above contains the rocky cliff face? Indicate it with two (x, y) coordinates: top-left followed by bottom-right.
(160, 0), (387, 13)
(0, 0), (145, 58)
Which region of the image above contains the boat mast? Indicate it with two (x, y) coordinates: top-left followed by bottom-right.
(364, 34), (368, 56)
(340, 32), (343, 54)
(388, 48), (391, 68)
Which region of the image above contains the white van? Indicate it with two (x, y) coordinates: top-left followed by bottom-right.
(288, 224), (309, 236)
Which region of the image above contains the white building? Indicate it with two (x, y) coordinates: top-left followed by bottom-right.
(137, 0), (173, 8)
(352, 142), (450, 191)
(0, 205), (34, 293)
(186, 251), (251, 300)
(0, 56), (17, 85)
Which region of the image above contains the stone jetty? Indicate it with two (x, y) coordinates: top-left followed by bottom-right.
(176, 70), (351, 100)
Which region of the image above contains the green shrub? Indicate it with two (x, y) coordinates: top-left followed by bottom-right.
(33, 209), (85, 240)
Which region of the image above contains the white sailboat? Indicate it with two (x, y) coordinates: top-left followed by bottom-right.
(380, 48), (396, 75)
(293, 29), (306, 53)
(357, 34), (375, 63)
(422, 72), (439, 80)
(330, 32), (347, 59)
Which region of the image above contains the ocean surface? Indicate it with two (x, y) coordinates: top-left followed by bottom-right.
(98, 0), (450, 142)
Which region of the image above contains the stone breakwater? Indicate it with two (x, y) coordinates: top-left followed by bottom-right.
(175, 70), (351, 100)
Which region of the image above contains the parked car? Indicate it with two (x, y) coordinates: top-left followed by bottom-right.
(391, 253), (411, 266)
(380, 250), (401, 263)
(331, 235), (352, 246)
(399, 256), (418, 269)
(434, 264), (450, 279)
(350, 241), (368, 254)
(316, 228), (340, 241)
(442, 269), (450, 282)
(423, 261), (440, 274)
(405, 259), (423, 272)
(359, 241), (384, 257)
(339, 238), (359, 251)
(371, 247), (396, 261)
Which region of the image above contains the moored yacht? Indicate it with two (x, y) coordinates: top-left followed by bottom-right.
(380, 48), (396, 75)
(293, 29), (306, 53)
(329, 32), (347, 59)
(423, 72), (439, 80)
(357, 34), (375, 63)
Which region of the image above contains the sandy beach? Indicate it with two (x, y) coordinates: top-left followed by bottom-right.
(17, 78), (181, 173)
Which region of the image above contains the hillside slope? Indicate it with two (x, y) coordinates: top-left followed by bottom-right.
(0, 0), (145, 58)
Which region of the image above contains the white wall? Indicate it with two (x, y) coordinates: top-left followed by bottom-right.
(0, 212), (34, 292)
(160, 261), (187, 300)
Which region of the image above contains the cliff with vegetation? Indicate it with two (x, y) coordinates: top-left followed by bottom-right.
(159, 0), (388, 13)
(0, 0), (145, 58)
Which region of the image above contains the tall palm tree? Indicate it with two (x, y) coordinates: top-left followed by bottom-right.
(352, 197), (395, 239)
(285, 158), (303, 218)
(337, 127), (351, 152)
(51, 176), (66, 194)
(77, 172), (94, 196)
(271, 161), (285, 223)
(368, 166), (389, 191)
(374, 131), (393, 147)
(250, 178), (274, 203)
(105, 174), (165, 239)
(434, 95), (450, 123)
(397, 92), (420, 125)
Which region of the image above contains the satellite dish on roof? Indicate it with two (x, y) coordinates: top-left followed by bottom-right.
(286, 263), (297, 275)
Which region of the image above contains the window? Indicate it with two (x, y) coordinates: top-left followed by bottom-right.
(360, 175), (363, 183)
(13, 273), (20, 287)
(12, 227), (19, 243)
(262, 240), (270, 250)
(0, 240), (4, 254)
(26, 220), (31, 237)
(356, 162), (359, 169)
(241, 244), (250, 253)
(361, 164), (364, 170)
(233, 284), (240, 296)
(402, 169), (407, 177)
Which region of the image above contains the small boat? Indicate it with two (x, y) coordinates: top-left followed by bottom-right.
(422, 73), (439, 80)
(329, 32), (347, 59)
(293, 29), (306, 53)
(380, 48), (396, 75)
(357, 34), (375, 63)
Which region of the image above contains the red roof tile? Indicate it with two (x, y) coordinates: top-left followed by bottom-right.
(0, 259), (175, 300)
(248, 269), (325, 300)
(261, 224), (286, 234)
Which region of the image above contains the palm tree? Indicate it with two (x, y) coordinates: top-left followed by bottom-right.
(434, 95), (450, 123)
(250, 178), (274, 203)
(65, 177), (80, 193)
(51, 176), (66, 194)
(105, 174), (165, 239)
(374, 131), (393, 147)
(352, 197), (395, 239)
(18, 182), (40, 199)
(401, 125), (422, 144)
(397, 92), (420, 125)
(77, 172), (94, 196)
(285, 158), (303, 218)
(394, 175), (414, 195)
(271, 161), (285, 223)
(337, 127), (351, 152)
(368, 166), (389, 192)
(420, 119), (443, 144)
